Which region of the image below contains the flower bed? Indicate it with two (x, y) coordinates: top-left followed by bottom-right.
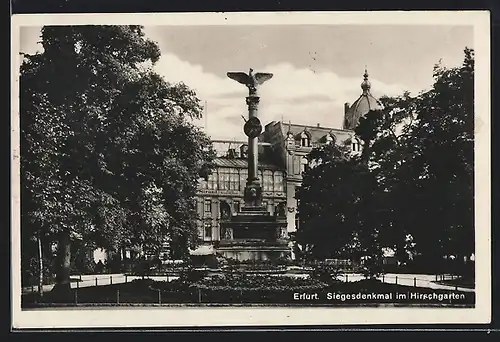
(148, 274), (330, 303)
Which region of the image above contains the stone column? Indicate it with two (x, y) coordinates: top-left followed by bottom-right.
(227, 68), (273, 208)
(246, 94), (260, 184)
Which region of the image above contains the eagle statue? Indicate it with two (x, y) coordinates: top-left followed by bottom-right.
(227, 68), (273, 94)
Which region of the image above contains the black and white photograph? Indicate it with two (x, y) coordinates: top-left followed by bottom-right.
(11, 11), (491, 328)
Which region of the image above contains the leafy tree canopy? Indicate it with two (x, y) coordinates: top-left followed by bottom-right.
(20, 25), (215, 289)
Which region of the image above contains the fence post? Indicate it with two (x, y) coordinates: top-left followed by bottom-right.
(125, 274), (128, 283)
(74, 289), (78, 305)
(395, 276), (398, 284)
(158, 290), (162, 304)
(382, 274), (385, 283)
(77, 279), (79, 289)
(198, 288), (202, 303)
(95, 277), (98, 286)
(413, 277), (416, 287)
(345, 274), (348, 282)
(110, 276), (113, 285)
(117, 289), (120, 304)
(79, 274), (82, 281)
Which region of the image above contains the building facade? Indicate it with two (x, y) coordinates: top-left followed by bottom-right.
(194, 69), (382, 250)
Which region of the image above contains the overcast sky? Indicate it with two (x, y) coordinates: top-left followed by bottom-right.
(19, 24), (473, 140)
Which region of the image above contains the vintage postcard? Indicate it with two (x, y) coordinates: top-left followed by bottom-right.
(11, 11), (491, 329)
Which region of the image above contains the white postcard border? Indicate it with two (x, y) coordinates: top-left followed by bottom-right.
(11, 11), (491, 329)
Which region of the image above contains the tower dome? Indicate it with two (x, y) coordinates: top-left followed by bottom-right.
(343, 68), (383, 130)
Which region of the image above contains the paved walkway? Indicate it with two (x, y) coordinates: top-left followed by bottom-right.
(338, 273), (475, 292)
(22, 272), (474, 294)
(22, 274), (180, 294)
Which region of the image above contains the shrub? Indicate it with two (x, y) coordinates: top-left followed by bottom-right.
(311, 264), (341, 284)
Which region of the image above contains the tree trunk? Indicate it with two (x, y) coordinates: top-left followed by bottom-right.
(51, 229), (72, 295)
(37, 232), (44, 298)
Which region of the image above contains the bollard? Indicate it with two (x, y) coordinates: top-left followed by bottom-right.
(95, 277), (98, 286)
(413, 277), (416, 287)
(110, 276), (113, 285)
(117, 289), (120, 304)
(158, 290), (162, 304)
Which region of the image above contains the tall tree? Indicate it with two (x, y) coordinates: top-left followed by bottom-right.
(296, 47), (474, 276)
(20, 25), (215, 293)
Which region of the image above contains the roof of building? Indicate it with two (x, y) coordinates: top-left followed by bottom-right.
(214, 157), (284, 171)
(265, 121), (351, 143)
(343, 69), (383, 130)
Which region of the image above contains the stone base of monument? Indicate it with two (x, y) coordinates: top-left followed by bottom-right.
(217, 240), (290, 261)
(217, 205), (291, 262)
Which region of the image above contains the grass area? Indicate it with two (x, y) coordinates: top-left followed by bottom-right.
(22, 277), (475, 308)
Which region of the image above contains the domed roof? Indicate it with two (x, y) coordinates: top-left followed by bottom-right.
(343, 69), (383, 130)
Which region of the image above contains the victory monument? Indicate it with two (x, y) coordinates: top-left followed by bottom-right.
(216, 69), (291, 261)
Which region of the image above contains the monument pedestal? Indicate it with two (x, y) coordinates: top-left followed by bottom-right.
(218, 205), (290, 261)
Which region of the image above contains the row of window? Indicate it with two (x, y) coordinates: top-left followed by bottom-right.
(289, 131), (361, 152)
(290, 132), (337, 148)
(201, 168), (285, 192)
(203, 199), (277, 216)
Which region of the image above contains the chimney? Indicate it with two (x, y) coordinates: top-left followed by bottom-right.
(240, 144), (248, 159)
(227, 148), (237, 159)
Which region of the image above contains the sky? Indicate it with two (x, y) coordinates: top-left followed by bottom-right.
(19, 24), (473, 141)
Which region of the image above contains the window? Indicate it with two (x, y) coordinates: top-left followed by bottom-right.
(204, 223), (212, 240)
(258, 170), (264, 184)
(295, 187), (301, 212)
(262, 201), (268, 209)
(207, 172), (218, 190)
(204, 199), (212, 214)
(352, 138), (361, 152)
(300, 132), (310, 147)
(300, 157), (309, 173)
(295, 214), (300, 230)
(233, 201), (240, 213)
(274, 172), (284, 192)
(229, 169), (239, 190)
(263, 170), (273, 191)
(219, 168), (230, 190)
